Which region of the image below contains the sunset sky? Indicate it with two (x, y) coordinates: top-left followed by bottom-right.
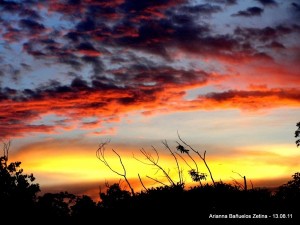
(1, 0), (300, 200)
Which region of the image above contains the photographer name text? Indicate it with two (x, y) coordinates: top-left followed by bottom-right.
(209, 213), (293, 219)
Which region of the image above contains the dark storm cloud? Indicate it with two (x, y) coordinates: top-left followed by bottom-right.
(22, 36), (105, 74)
(23, 88), (38, 99)
(1, 0), (272, 75)
(205, 90), (271, 101)
(291, 2), (300, 11)
(1, 0), (275, 73)
(232, 7), (264, 17)
(75, 18), (96, 32)
(267, 41), (285, 49)
(180, 3), (222, 15)
(64, 31), (82, 42)
(19, 19), (45, 32)
(112, 65), (211, 87)
(19, 7), (42, 19)
(185, 88), (300, 111)
(98, 2), (273, 61)
(70, 77), (89, 90)
(234, 25), (294, 43)
(58, 56), (82, 71)
(0, 4), (41, 43)
(1, 64), (21, 82)
(0, 0), (21, 12)
(114, 19), (175, 59)
(202, 89), (300, 103)
(111, 10), (260, 61)
(0, 87), (16, 100)
(76, 42), (97, 51)
(0, 1), (42, 20)
(120, 0), (186, 13)
(0, 64), (212, 105)
(20, 63), (31, 71)
(23, 42), (47, 57)
(255, 0), (278, 7)
(91, 76), (119, 90)
(75, 42), (101, 56)
(81, 56), (104, 75)
(1, 22), (20, 42)
(291, 2), (300, 20)
(205, 0), (237, 5)
(86, 2), (120, 20)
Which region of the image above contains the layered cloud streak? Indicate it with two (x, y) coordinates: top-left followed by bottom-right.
(0, 0), (299, 138)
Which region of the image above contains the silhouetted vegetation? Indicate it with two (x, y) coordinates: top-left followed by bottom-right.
(1, 127), (300, 225)
(0, 141), (40, 222)
(296, 121), (300, 147)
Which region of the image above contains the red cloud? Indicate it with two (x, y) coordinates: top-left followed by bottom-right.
(76, 49), (102, 57)
(1, 76), (300, 138)
(1, 0), (299, 139)
(191, 88), (300, 111)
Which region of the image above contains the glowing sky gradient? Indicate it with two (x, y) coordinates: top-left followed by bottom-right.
(1, 0), (300, 200)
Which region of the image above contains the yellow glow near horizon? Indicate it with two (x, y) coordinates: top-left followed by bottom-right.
(10, 139), (179, 187)
(9, 140), (300, 191)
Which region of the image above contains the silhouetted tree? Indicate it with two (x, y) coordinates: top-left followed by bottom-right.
(296, 122), (300, 147)
(36, 191), (75, 223)
(0, 141), (40, 220)
(71, 195), (98, 224)
(99, 182), (131, 209)
(277, 172), (300, 199)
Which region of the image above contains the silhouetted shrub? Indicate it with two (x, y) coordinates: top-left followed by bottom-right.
(0, 152), (40, 221)
(296, 122), (300, 147)
(71, 195), (99, 224)
(99, 183), (131, 209)
(275, 172), (300, 212)
(36, 192), (75, 223)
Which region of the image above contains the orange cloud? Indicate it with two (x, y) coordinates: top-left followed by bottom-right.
(1, 59), (299, 139)
(2, 78), (300, 138)
(91, 127), (117, 136)
(76, 49), (102, 57)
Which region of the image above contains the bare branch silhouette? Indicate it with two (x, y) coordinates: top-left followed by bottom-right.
(1, 140), (11, 168)
(250, 179), (254, 189)
(232, 171), (247, 191)
(175, 152), (192, 169)
(177, 131), (215, 186)
(96, 140), (135, 196)
(138, 173), (148, 191)
(146, 175), (168, 186)
(134, 146), (176, 186)
(162, 140), (184, 186)
(230, 177), (244, 190)
(175, 141), (206, 186)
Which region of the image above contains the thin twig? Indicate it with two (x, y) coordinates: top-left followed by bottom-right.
(138, 174), (148, 191)
(96, 140), (135, 196)
(146, 175), (168, 186)
(135, 146), (176, 186)
(162, 140), (183, 185)
(177, 131), (215, 186)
